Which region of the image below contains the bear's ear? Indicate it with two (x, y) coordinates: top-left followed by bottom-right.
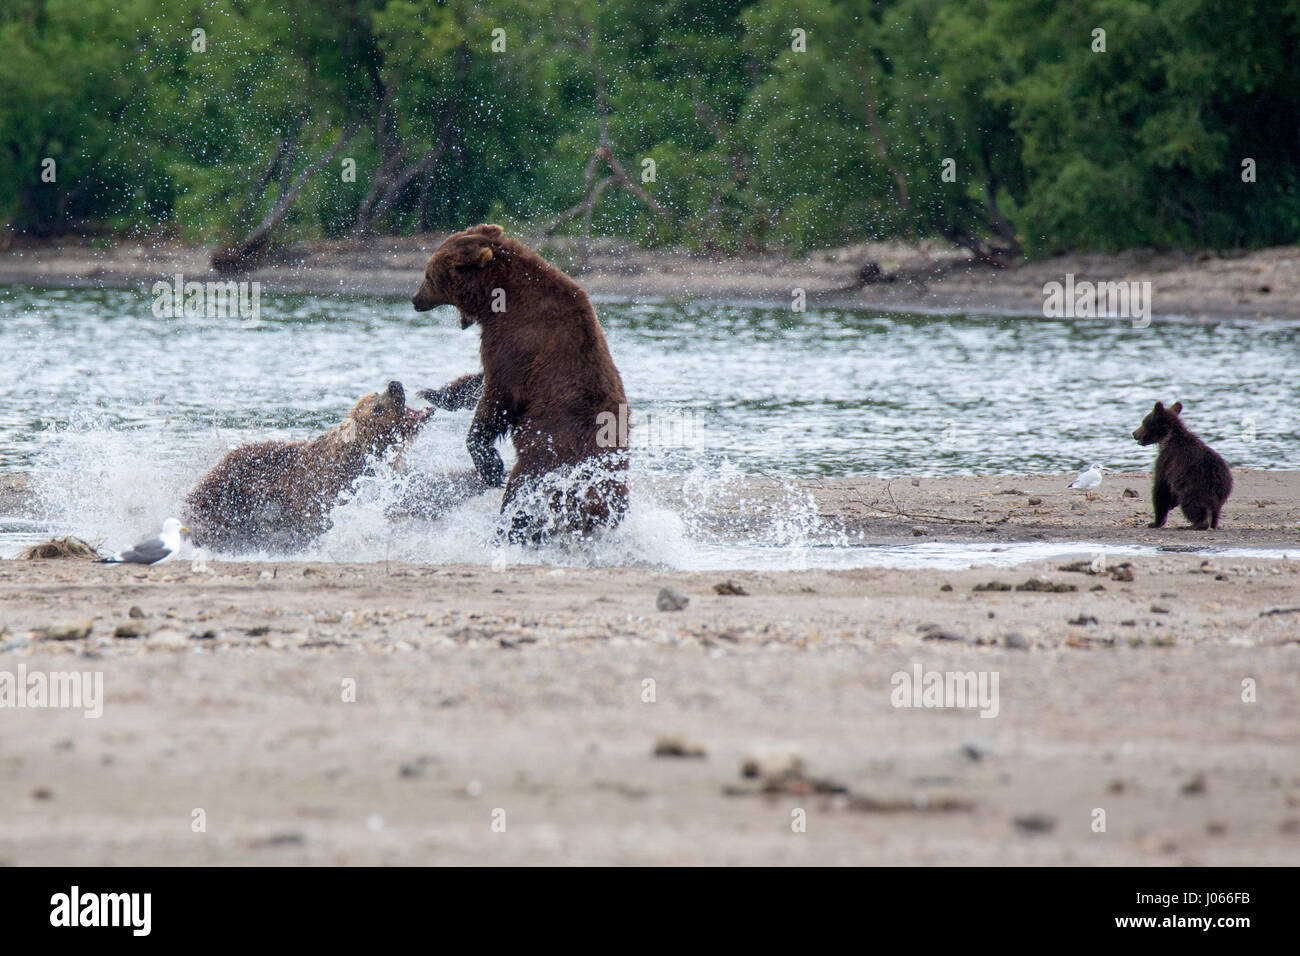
(470, 223), (504, 240)
(1153, 401), (1164, 413)
(1170, 401), (1182, 415)
(453, 244), (494, 269)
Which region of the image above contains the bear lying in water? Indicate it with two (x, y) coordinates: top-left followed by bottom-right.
(186, 381), (432, 553)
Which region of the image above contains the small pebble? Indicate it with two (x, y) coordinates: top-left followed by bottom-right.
(961, 737), (995, 761)
(41, 621), (93, 641)
(1013, 814), (1056, 834)
(656, 587), (689, 612)
(654, 736), (707, 759)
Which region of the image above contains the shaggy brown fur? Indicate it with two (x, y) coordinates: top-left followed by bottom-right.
(186, 381), (430, 552)
(1132, 400), (1233, 530)
(412, 224), (630, 541)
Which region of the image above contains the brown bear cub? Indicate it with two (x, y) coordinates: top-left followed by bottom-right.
(1132, 400), (1232, 530)
(412, 224), (630, 542)
(186, 381), (431, 552)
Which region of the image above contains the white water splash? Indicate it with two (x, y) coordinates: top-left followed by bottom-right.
(15, 412), (835, 568)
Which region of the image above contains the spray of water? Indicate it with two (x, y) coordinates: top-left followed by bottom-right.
(19, 411), (837, 569)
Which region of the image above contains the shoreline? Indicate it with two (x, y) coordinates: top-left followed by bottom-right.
(2, 236), (1299, 320)
(3, 470), (1298, 558)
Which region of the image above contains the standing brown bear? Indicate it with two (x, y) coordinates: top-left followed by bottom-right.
(1132, 400), (1233, 530)
(411, 224), (630, 541)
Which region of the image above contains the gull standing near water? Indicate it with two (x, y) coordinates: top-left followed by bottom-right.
(97, 518), (190, 565)
(1068, 463), (1108, 501)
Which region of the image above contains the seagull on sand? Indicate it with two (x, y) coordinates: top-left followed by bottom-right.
(97, 518), (190, 565)
(1068, 463), (1108, 501)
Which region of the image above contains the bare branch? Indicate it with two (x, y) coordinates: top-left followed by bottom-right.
(213, 123), (360, 273)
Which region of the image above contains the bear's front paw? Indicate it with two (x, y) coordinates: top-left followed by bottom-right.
(477, 454), (505, 488)
(418, 387), (449, 407)
(1147, 520), (1165, 528)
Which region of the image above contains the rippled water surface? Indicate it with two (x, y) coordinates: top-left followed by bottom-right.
(2, 284), (1296, 566)
(4, 284), (1297, 474)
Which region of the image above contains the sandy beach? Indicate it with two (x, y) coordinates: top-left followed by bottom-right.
(3, 236), (1300, 320)
(2, 471), (1297, 865)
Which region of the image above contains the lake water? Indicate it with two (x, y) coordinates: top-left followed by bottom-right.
(2, 284), (1296, 567)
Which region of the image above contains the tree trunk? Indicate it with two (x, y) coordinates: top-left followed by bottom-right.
(213, 124), (359, 274)
(545, 29), (672, 238)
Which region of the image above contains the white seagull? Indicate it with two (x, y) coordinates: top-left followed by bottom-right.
(97, 518), (190, 565)
(1068, 463), (1108, 500)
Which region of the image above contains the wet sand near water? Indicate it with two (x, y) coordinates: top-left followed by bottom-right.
(3, 469), (1298, 553)
(790, 468), (1300, 548)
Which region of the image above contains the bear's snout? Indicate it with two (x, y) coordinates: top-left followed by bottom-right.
(411, 279), (446, 312)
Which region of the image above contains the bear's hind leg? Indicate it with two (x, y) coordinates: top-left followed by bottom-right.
(1149, 479), (1174, 529)
(499, 472), (547, 545)
(504, 510), (545, 545)
(1181, 501), (1210, 530)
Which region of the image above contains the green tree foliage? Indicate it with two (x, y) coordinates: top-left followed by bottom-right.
(2, 0), (1297, 256)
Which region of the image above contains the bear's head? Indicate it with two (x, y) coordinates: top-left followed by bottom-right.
(336, 381), (431, 455)
(411, 223), (504, 328)
(1132, 400), (1183, 446)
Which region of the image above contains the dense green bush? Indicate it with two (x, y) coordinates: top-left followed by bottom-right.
(3, 0), (1297, 255)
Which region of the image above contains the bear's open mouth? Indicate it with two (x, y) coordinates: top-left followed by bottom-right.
(405, 406), (434, 423)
